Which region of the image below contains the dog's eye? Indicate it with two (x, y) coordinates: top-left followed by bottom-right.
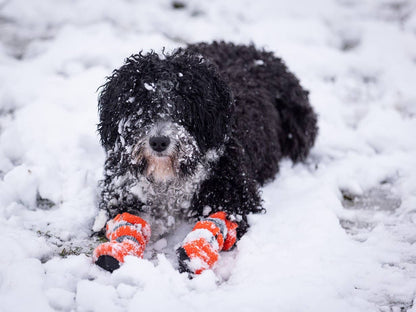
(157, 80), (175, 93)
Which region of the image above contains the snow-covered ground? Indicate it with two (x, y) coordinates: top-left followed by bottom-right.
(0, 0), (416, 311)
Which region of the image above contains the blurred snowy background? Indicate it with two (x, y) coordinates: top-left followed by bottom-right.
(0, 0), (416, 311)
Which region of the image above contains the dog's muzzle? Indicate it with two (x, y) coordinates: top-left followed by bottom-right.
(133, 121), (196, 183)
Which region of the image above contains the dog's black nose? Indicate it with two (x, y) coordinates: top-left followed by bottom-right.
(149, 136), (170, 152)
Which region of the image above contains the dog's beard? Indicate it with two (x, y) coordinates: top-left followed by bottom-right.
(145, 154), (176, 183)
(132, 144), (177, 183)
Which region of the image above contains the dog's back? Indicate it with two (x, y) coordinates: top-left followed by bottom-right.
(186, 42), (318, 185)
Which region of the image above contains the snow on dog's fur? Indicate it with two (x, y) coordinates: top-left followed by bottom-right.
(96, 41), (318, 239)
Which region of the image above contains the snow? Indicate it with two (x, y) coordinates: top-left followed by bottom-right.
(144, 83), (156, 92)
(0, 0), (416, 311)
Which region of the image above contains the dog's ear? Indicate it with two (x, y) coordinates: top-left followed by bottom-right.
(97, 71), (121, 151)
(97, 50), (234, 152)
(172, 51), (234, 152)
(97, 52), (158, 150)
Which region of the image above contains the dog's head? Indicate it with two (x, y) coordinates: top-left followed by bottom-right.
(98, 49), (233, 183)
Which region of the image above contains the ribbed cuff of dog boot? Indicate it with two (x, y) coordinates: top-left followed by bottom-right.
(177, 212), (238, 274)
(106, 212), (151, 243)
(93, 213), (151, 272)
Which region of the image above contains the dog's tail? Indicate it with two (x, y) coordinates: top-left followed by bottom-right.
(275, 87), (318, 163)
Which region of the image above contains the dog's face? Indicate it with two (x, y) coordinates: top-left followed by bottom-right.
(130, 121), (200, 183)
(98, 50), (233, 183)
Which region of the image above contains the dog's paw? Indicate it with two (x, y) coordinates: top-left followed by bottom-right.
(177, 212), (238, 275)
(93, 213), (151, 272)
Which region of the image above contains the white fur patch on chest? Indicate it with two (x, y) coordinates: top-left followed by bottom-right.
(130, 163), (208, 238)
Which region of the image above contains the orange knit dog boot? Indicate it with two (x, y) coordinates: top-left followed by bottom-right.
(177, 211), (238, 274)
(93, 212), (151, 272)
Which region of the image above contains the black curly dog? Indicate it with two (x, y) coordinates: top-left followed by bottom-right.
(96, 41), (317, 271)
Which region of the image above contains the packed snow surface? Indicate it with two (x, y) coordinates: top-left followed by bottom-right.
(1, 0), (416, 311)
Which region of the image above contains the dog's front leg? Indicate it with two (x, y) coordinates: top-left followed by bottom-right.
(93, 213), (151, 272)
(176, 211), (238, 274)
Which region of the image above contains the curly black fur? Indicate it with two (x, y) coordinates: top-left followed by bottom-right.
(97, 41), (318, 239)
